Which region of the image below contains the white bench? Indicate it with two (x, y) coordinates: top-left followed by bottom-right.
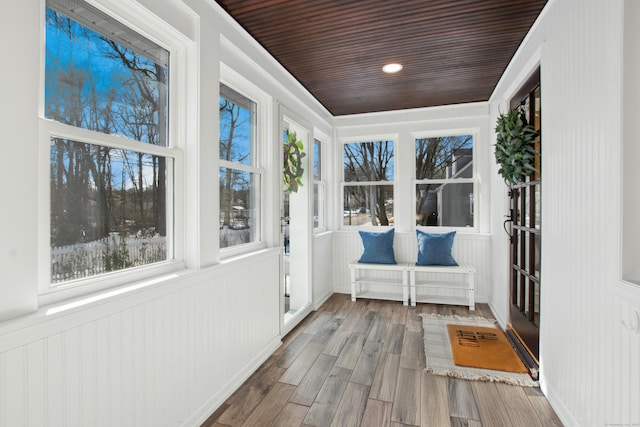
(409, 264), (475, 310)
(349, 261), (410, 305)
(348, 261), (475, 310)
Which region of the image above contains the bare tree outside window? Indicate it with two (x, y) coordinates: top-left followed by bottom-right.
(219, 85), (259, 248)
(415, 135), (474, 227)
(45, 2), (171, 284)
(343, 141), (394, 226)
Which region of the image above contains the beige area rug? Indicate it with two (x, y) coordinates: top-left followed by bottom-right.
(418, 313), (539, 387)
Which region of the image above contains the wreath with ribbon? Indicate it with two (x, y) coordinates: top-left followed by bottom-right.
(283, 131), (306, 193)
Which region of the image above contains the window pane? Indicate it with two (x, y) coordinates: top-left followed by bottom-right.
(219, 168), (259, 248)
(415, 136), (473, 179)
(314, 139), (321, 180)
(220, 85), (256, 166)
(416, 182), (473, 227)
(45, 5), (169, 146)
(50, 138), (168, 283)
(344, 141), (394, 182)
(344, 185), (394, 226)
(313, 184), (319, 227)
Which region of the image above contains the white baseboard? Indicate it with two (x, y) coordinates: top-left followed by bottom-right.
(539, 374), (579, 427)
(183, 335), (282, 427)
(314, 290), (334, 310)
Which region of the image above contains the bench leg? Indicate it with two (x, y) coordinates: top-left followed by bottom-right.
(402, 268), (409, 306)
(409, 269), (416, 306)
(350, 267), (357, 302)
(468, 271), (475, 311)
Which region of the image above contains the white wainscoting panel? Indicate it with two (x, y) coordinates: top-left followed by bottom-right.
(313, 232), (335, 308)
(0, 249), (281, 427)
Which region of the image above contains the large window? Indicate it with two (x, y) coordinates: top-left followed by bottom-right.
(415, 135), (474, 227)
(343, 140), (394, 227)
(44, 0), (173, 286)
(219, 84), (261, 248)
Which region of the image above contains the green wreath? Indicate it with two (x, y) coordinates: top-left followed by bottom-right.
(494, 106), (539, 185)
(283, 131), (306, 193)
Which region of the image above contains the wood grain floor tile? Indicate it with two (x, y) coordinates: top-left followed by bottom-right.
(322, 329), (351, 357)
(303, 366), (353, 427)
(334, 333), (366, 370)
(361, 399), (392, 427)
(240, 382), (296, 427)
(391, 367), (421, 426)
(381, 323), (405, 354)
(447, 379), (480, 421)
(367, 313), (391, 343)
(399, 330), (425, 370)
(369, 352), (400, 402)
(289, 353), (337, 406)
(330, 382), (370, 427)
(420, 372), (450, 427)
(470, 381), (512, 427)
(276, 332), (314, 369)
(494, 382), (544, 427)
(279, 341), (325, 385)
(217, 363), (287, 426)
(267, 402), (309, 427)
(351, 340), (383, 386)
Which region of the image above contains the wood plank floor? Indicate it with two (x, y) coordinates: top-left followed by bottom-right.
(202, 294), (563, 427)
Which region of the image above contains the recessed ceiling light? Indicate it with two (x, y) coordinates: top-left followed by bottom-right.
(382, 63), (403, 74)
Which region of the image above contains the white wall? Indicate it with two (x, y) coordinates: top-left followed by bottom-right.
(489, 0), (640, 424)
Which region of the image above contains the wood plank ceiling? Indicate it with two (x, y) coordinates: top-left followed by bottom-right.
(215, 0), (548, 116)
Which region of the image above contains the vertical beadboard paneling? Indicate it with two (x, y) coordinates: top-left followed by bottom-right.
(313, 232), (334, 307)
(525, 0), (635, 425)
(333, 231), (491, 302)
(0, 249), (282, 427)
(26, 341), (46, 427)
(4, 347), (25, 426)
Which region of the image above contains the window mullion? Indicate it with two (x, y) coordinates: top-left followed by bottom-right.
(43, 119), (174, 157)
(219, 159), (263, 174)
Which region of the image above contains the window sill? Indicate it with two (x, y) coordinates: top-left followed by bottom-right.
(39, 260), (185, 307)
(0, 266), (195, 344)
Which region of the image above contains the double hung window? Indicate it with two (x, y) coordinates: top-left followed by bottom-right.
(219, 84), (262, 249)
(44, 0), (175, 288)
(342, 140), (395, 227)
(415, 135), (475, 227)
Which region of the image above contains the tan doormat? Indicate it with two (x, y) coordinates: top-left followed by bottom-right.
(446, 324), (528, 373)
(418, 313), (539, 387)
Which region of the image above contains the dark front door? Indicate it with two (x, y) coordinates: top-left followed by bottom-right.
(508, 75), (541, 363)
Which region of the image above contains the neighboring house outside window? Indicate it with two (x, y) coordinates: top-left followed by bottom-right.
(44, 0), (174, 288)
(219, 84), (262, 249)
(342, 140), (395, 227)
(415, 135), (475, 228)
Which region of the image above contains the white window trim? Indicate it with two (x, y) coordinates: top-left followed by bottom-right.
(38, 0), (190, 305)
(412, 131), (479, 232)
(219, 65), (272, 258)
(313, 134), (327, 233)
(340, 136), (397, 229)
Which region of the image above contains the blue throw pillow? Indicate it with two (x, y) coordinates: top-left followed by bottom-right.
(358, 228), (397, 264)
(416, 230), (458, 266)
